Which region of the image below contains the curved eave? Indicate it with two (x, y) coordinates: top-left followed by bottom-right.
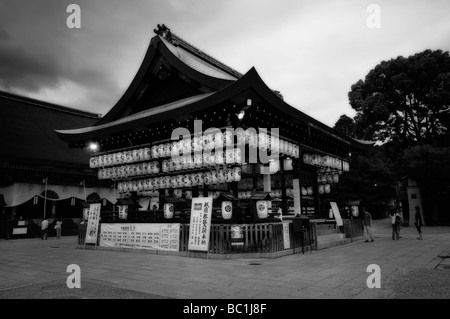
(95, 36), (236, 126)
(57, 67), (372, 150)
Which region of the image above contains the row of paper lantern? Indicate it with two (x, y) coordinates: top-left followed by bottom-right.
(301, 185), (332, 195)
(303, 154), (349, 171)
(117, 168), (242, 193)
(317, 174), (340, 184)
(98, 161), (160, 180)
(163, 200), (270, 220)
(97, 150), (246, 180)
(90, 130), (300, 169)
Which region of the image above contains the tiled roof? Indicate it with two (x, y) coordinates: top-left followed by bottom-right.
(0, 91), (99, 167)
(161, 37), (238, 81)
(155, 24), (243, 79)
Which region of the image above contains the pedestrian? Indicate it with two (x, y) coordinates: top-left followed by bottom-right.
(391, 208), (401, 240)
(414, 206), (423, 240)
(41, 218), (49, 240)
(363, 208), (374, 242)
(55, 219), (63, 239)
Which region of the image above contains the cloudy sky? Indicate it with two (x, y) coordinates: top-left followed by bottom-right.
(1, 0), (449, 127)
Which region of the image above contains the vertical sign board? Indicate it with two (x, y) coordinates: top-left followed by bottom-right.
(188, 197), (213, 252)
(330, 202), (344, 226)
(85, 203), (101, 244)
(282, 222), (291, 249)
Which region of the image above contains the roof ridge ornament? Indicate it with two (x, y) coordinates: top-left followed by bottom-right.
(154, 24), (173, 43)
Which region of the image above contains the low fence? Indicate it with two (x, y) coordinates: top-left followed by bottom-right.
(78, 221), (313, 255)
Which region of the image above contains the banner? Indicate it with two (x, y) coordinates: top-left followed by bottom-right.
(188, 197), (213, 252)
(230, 225), (244, 246)
(85, 203), (101, 244)
(100, 223), (180, 251)
(330, 202), (344, 226)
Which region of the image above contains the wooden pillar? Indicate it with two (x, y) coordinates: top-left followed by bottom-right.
(280, 158), (287, 215)
(263, 163), (271, 210)
(292, 157), (302, 216)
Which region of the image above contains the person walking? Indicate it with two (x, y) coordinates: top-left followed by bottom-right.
(391, 209), (401, 240)
(363, 208), (374, 242)
(41, 218), (49, 240)
(414, 206), (423, 240)
(55, 219), (63, 239)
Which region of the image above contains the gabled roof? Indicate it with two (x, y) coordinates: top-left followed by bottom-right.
(95, 25), (240, 127)
(56, 24), (373, 153)
(0, 90), (100, 167)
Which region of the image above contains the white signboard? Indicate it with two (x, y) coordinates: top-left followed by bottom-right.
(13, 228), (27, 235)
(188, 197), (213, 252)
(100, 223), (180, 251)
(330, 202), (344, 226)
(85, 203), (101, 244)
(283, 222), (291, 249)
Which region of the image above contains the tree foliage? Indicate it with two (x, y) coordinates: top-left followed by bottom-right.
(348, 49), (450, 144)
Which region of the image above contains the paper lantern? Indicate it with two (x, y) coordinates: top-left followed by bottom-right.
(193, 154), (202, 168)
(223, 130), (233, 147)
(325, 184), (331, 194)
(197, 172), (204, 186)
(185, 190), (193, 200)
(333, 174), (339, 183)
(215, 132), (224, 148)
(258, 132), (268, 149)
(170, 176), (177, 189)
(246, 129), (258, 147)
(225, 149), (235, 164)
(307, 186), (313, 196)
(164, 203), (174, 219)
(215, 150), (225, 165)
(183, 174), (191, 187)
(219, 201), (233, 220)
(301, 187), (308, 196)
(143, 179), (151, 190)
(318, 185), (325, 194)
(234, 148), (242, 164)
(210, 170), (219, 184)
(256, 201), (268, 219)
(209, 152), (216, 166)
(118, 182), (124, 193)
(233, 167), (242, 182)
(151, 146), (159, 158)
(218, 169), (227, 184)
(351, 206), (359, 217)
(226, 168), (234, 183)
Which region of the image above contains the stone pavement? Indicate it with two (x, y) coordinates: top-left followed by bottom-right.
(0, 218), (449, 299)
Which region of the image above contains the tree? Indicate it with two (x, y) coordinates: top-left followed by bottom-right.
(348, 49), (450, 144)
(333, 114), (356, 138)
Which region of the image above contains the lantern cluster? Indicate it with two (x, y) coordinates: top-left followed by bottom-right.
(117, 167), (242, 193)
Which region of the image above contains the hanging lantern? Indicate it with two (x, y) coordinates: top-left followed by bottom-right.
(351, 206), (359, 217)
(307, 186), (313, 196)
(164, 203), (174, 219)
(119, 205), (128, 220)
(325, 184), (331, 194)
(222, 201), (233, 220)
(256, 200), (268, 219)
(333, 174), (339, 183)
(318, 185), (325, 194)
(301, 187), (308, 196)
